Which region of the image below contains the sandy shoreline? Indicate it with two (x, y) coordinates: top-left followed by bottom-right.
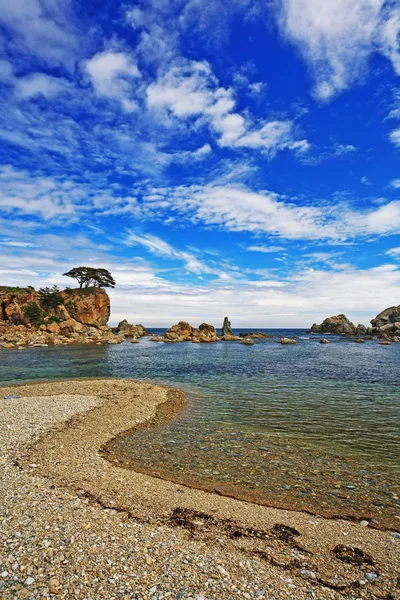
(1, 378), (399, 599)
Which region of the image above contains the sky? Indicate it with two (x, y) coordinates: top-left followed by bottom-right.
(0, 0), (400, 327)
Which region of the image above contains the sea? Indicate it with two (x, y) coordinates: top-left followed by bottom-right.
(1, 328), (399, 529)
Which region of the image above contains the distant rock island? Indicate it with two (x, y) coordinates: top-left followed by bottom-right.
(310, 305), (400, 340)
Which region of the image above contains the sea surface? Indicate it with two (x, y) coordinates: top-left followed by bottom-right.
(1, 329), (399, 528)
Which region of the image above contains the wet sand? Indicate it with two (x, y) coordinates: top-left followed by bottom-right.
(1, 378), (399, 599)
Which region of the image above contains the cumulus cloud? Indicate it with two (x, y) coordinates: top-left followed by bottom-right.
(277, 0), (400, 100)
(84, 50), (141, 112)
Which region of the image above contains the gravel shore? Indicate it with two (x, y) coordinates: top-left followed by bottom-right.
(0, 378), (399, 599)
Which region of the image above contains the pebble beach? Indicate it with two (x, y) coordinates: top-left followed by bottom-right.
(0, 378), (399, 600)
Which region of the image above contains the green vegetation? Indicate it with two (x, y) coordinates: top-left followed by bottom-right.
(22, 301), (44, 327)
(62, 266), (115, 288)
(38, 285), (63, 309)
(47, 315), (61, 324)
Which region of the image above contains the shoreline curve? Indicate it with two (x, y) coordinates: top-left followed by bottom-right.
(2, 378), (400, 597)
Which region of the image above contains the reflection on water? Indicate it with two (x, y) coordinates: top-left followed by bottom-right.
(1, 329), (399, 527)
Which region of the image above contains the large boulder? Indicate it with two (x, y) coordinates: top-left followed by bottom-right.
(355, 324), (368, 336)
(222, 316), (233, 336)
(370, 305), (400, 337)
(192, 323), (219, 343)
(310, 314), (356, 336)
(117, 320), (148, 337)
(164, 321), (195, 342)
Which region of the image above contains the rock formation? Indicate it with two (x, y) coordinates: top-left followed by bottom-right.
(239, 337), (254, 345)
(0, 286), (121, 347)
(163, 321), (219, 343)
(370, 305), (400, 338)
(309, 314), (356, 336)
(280, 337), (297, 345)
(222, 316), (233, 336)
(192, 323), (219, 343)
(164, 321), (194, 342)
(117, 320), (149, 338)
(355, 324), (368, 336)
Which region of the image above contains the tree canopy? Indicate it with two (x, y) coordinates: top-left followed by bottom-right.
(62, 267), (116, 288)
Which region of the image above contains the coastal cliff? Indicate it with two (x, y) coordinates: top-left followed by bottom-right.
(0, 286), (119, 347)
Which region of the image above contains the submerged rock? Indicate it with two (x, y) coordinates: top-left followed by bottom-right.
(240, 337), (254, 345)
(319, 338), (330, 344)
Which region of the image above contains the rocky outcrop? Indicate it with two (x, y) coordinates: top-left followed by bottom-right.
(222, 316), (233, 336)
(192, 323), (219, 343)
(370, 305), (400, 338)
(60, 288), (110, 327)
(280, 337), (297, 345)
(310, 314), (356, 336)
(355, 324), (368, 336)
(163, 321), (219, 343)
(164, 321), (194, 342)
(0, 286), (120, 347)
(117, 320), (149, 338)
(221, 334), (241, 341)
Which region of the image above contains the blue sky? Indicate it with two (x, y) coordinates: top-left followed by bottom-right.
(0, 0), (400, 327)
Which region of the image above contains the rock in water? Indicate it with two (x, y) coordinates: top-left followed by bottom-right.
(309, 314), (356, 336)
(280, 337), (297, 345)
(356, 323), (368, 336)
(240, 337), (254, 345)
(370, 305), (400, 338)
(117, 320), (149, 337)
(320, 338), (329, 344)
(222, 316), (233, 336)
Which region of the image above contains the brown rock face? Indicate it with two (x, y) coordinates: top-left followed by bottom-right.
(0, 286), (114, 347)
(164, 321), (195, 342)
(0, 289), (36, 325)
(61, 289), (110, 327)
(117, 320), (149, 337)
(163, 321), (219, 342)
(310, 314), (356, 336)
(192, 323), (219, 343)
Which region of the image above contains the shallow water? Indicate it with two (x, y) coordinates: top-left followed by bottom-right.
(1, 329), (399, 527)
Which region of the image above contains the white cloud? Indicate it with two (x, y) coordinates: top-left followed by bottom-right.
(15, 73), (68, 99)
(247, 245), (286, 253)
(386, 246), (400, 257)
(84, 50), (141, 112)
(278, 0), (399, 100)
(146, 61), (308, 156)
(0, 59), (14, 82)
(389, 127), (400, 147)
(0, 0), (79, 67)
(361, 175), (371, 185)
(390, 178), (400, 188)
(124, 231), (224, 277)
(379, 7), (400, 75)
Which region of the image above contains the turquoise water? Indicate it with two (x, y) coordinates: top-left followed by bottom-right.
(1, 329), (399, 526)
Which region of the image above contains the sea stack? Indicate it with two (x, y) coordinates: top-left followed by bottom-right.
(222, 316), (233, 336)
